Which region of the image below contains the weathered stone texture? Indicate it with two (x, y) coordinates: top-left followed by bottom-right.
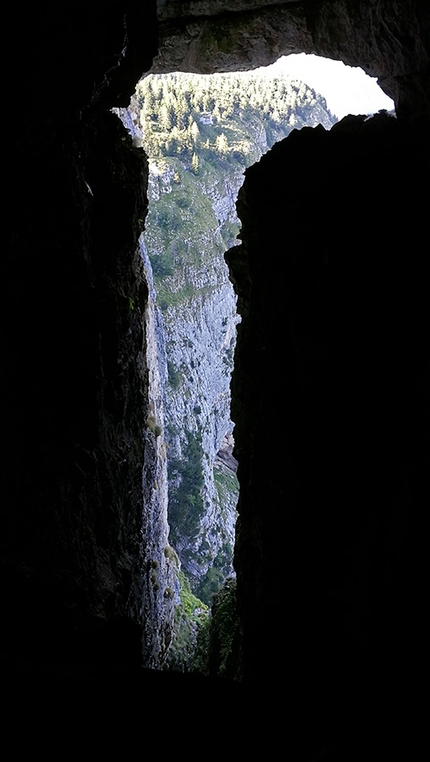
(153, 1), (430, 120)
(1, 1), (169, 669)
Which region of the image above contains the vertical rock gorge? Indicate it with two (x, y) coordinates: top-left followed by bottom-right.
(1, 0), (429, 755)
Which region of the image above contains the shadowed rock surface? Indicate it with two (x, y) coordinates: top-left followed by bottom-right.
(226, 110), (429, 742)
(153, 0), (430, 121)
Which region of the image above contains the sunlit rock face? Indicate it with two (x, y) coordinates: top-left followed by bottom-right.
(133, 67), (335, 604)
(140, 241), (180, 666)
(140, 155), (240, 602)
(154, 0), (430, 120)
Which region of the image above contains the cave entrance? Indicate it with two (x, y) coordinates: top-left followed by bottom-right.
(115, 53), (393, 666)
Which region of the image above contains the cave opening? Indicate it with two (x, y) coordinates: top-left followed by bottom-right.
(114, 53), (394, 672)
(2, 6), (428, 754)
(2, 3), (428, 752)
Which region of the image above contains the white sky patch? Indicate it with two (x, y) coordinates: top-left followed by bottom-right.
(261, 53), (395, 120)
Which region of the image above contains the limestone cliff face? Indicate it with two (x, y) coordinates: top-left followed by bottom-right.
(134, 68), (336, 602)
(115, 101), (239, 602)
(140, 239), (180, 666)
(143, 159), (240, 602)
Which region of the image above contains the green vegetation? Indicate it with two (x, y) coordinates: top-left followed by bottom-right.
(143, 155), (224, 310)
(134, 70), (336, 667)
(214, 465), (239, 505)
(195, 543), (234, 605)
(136, 69), (337, 311)
(163, 572), (239, 678)
(163, 571), (209, 673)
(167, 360), (182, 389)
(164, 544), (180, 566)
(207, 577), (239, 678)
(192, 577), (240, 678)
(146, 414), (162, 437)
(167, 429), (205, 545)
(178, 571), (208, 618)
(136, 69), (335, 165)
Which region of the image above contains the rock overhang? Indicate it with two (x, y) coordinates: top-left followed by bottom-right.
(152, 0), (429, 122)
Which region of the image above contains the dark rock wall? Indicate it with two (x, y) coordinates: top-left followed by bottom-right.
(226, 112), (429, 731)
(154, 0), (430, 121)
(1, 2), (161, 669)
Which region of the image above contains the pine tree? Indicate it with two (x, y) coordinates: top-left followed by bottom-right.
(191, 152), (199, 175)
(190, 120), (200, 145)
(136, 69), (337, 166)
(159, 102), (172, 132)
(215, 133), (228, 155)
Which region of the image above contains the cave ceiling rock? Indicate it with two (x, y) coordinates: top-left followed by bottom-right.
(153, 0), (430, 118)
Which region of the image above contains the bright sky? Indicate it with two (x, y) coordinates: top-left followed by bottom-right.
(262, 53), (395, 119)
